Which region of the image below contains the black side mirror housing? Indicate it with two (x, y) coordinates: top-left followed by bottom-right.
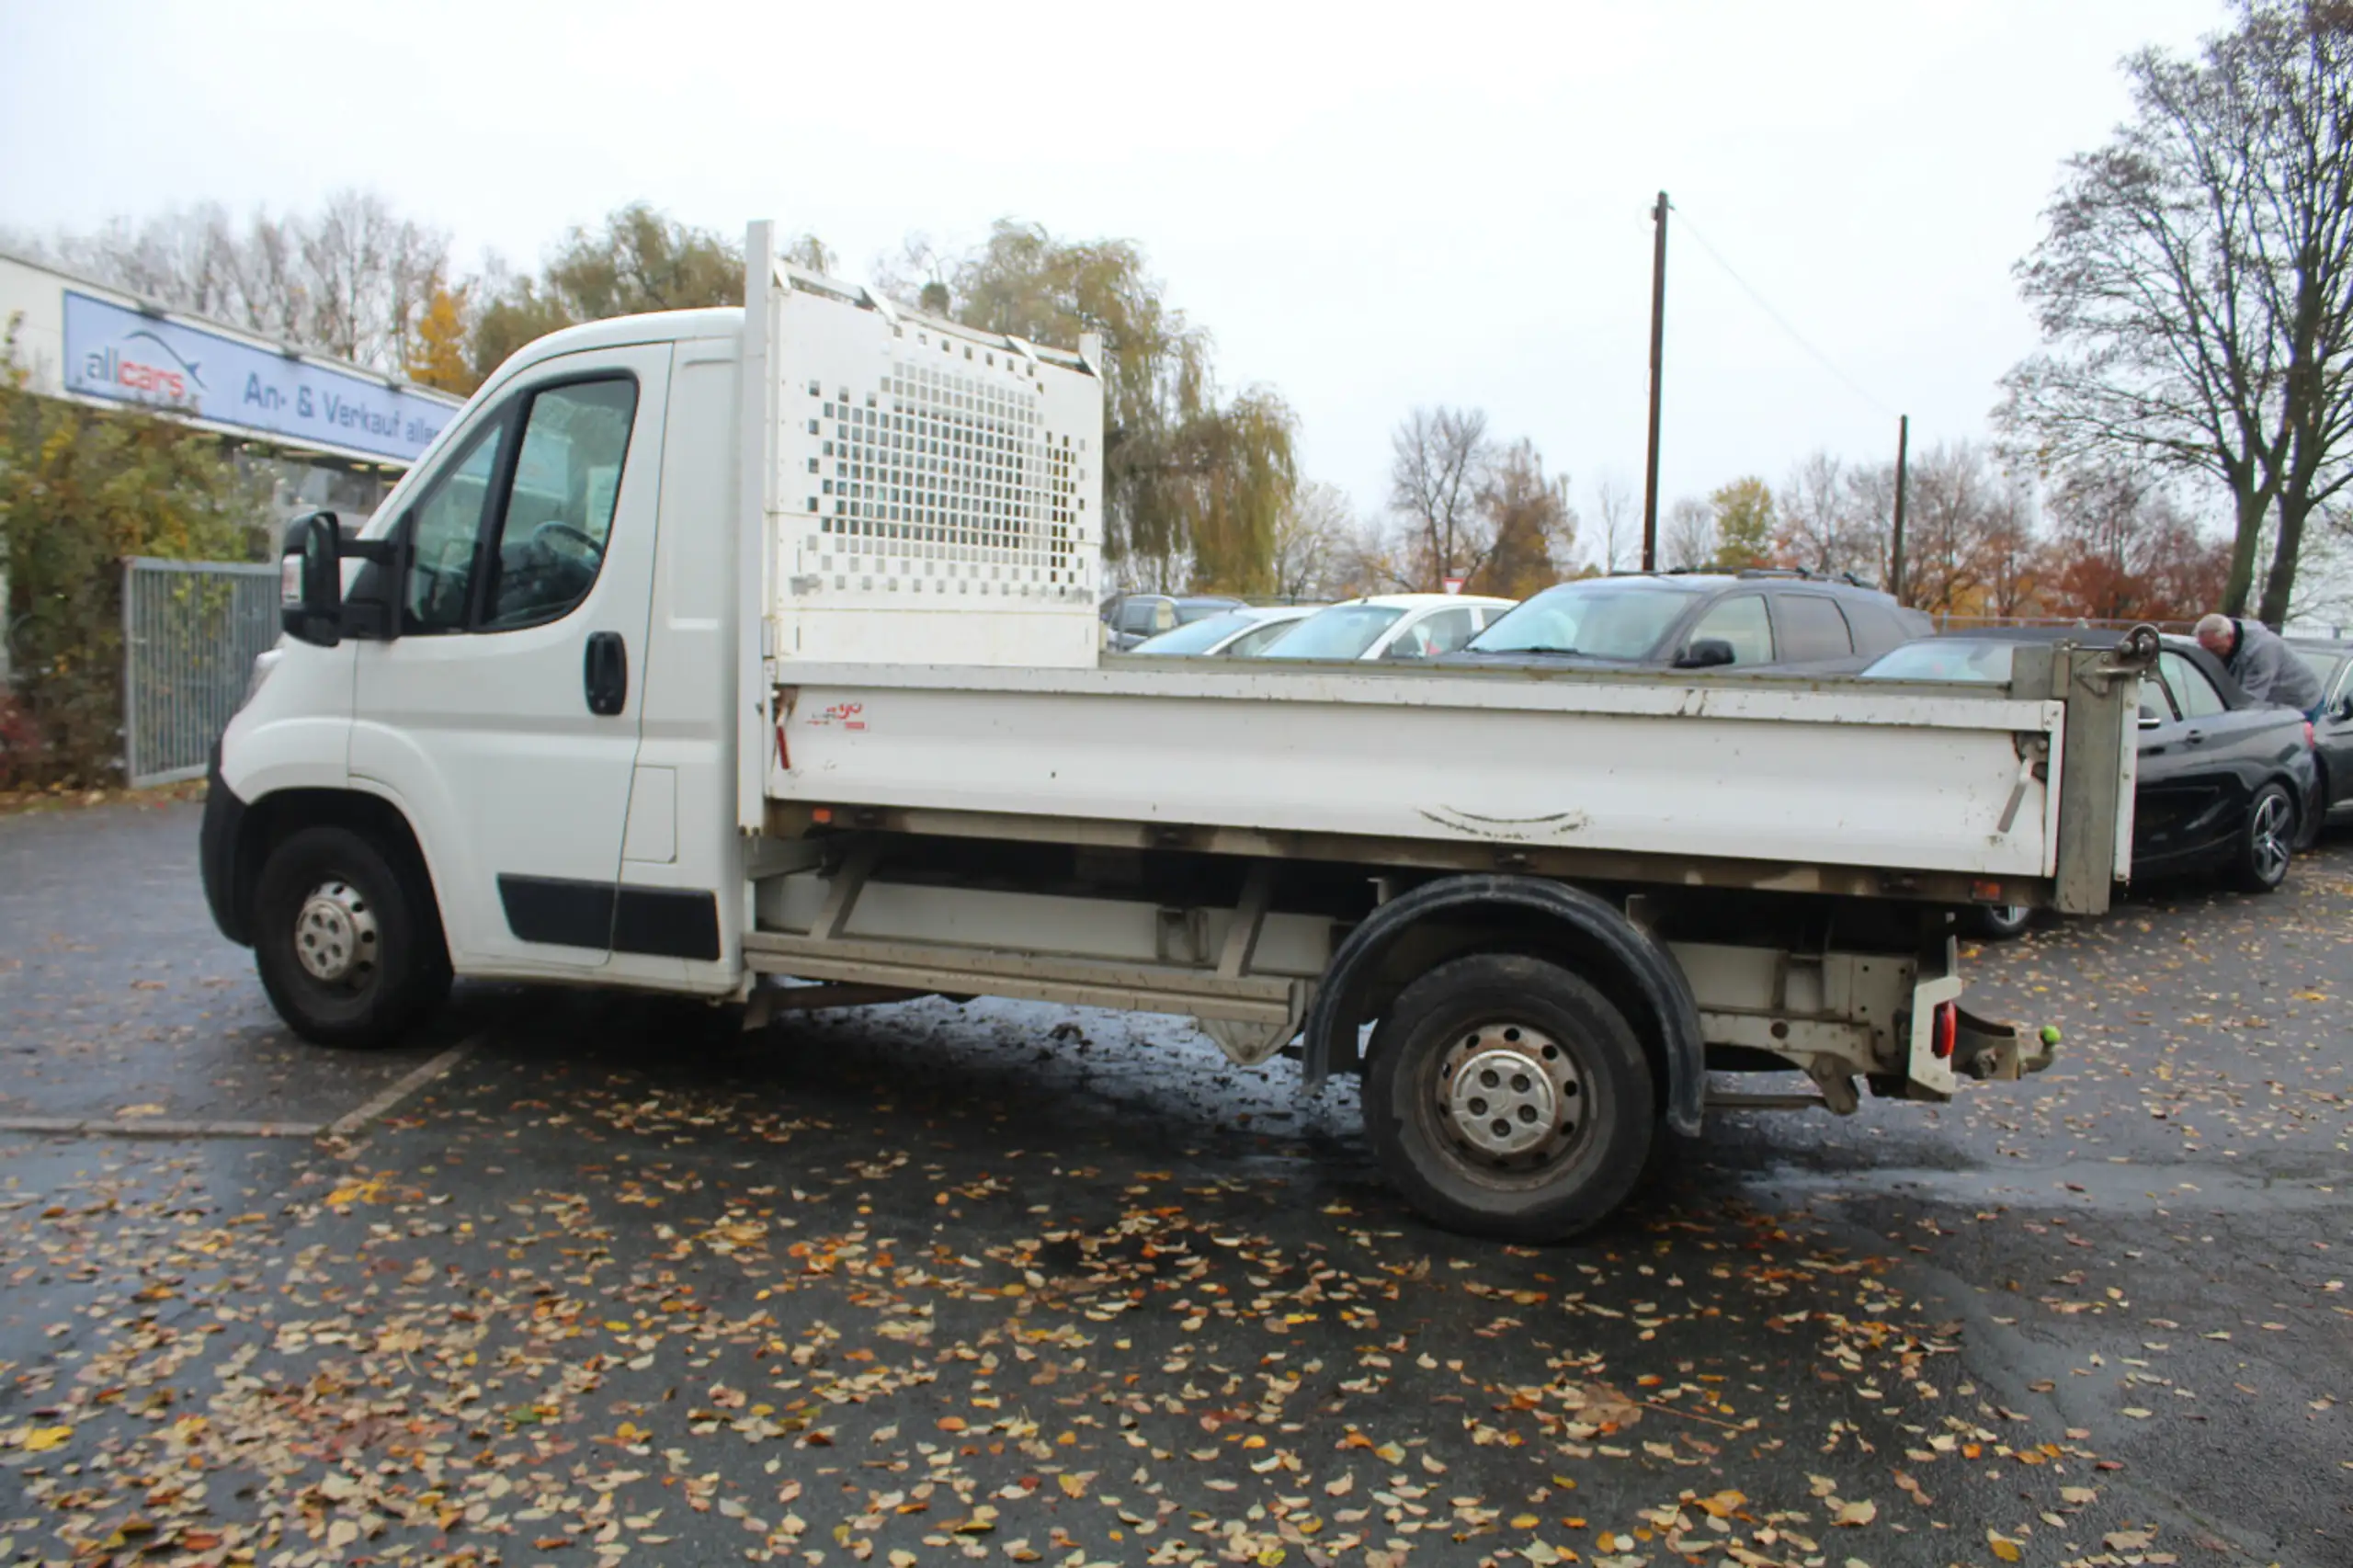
(2336, 694), (2353, 722)
(1677, 637), (1736, 670)
(281, 511), (343, 647)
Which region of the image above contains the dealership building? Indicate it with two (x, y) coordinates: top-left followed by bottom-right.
(0, 247), (465, 685)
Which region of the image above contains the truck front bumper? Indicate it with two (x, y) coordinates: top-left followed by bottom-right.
(199, 743), (251, 947)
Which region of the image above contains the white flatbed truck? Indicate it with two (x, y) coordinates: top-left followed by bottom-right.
(202, 223), (2150, 1239)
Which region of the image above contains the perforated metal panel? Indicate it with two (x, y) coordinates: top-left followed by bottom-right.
(763, 271), (1103, 667)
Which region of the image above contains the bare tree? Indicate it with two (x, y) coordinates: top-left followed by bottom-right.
(1663, 496), (1716, 571)
(2002, 1), (2353, 626)
(21, 191), (450, 376)
(1388, 407), (1495, 588)
(1903, 442), (1997, 615)
(1589, 474), (1636, 572)
(1269, 482), (1355, 600)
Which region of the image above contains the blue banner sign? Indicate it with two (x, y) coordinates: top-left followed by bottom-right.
(62, 290), (454, 463)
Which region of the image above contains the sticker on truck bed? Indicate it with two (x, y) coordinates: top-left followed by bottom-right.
(805, 701), (868, 731)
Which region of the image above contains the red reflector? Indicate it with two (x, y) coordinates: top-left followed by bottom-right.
(1932, 1001), (1957, 1060)
(812, 806), (833, 824)
(1971, 880), (2002, 903)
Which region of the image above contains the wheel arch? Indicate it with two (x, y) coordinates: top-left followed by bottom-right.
(1301, 875), (1705, 1136)
(222, 787), (446, 959)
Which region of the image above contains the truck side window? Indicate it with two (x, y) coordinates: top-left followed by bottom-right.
(403, 417), (508, 635)
(483, 378), (639, 631)
(1688, 595), (1773, 665)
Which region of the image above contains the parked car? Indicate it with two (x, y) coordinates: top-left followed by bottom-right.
(1253, 594), (1514, 662)
(1451, 570), (1931, 674)
(1864, 629), (2323, 932)
(1099, 593), (1246, 651)
(2290, 637), (2353, 822)
(1126, 604), (1321, 657)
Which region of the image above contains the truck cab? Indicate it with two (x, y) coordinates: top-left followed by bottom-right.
(205, 308), (752, 1043)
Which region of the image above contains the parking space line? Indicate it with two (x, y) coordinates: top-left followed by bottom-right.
(0, 1115), (322, 1139)
(0, 1037), (480, 1144)
(324, 1038), (479, 1141)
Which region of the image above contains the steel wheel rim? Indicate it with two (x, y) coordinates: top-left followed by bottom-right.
(1427, 1020), (1591, 1187)
(295, 880), (379, 987)
(2251, 794), (2290, 882)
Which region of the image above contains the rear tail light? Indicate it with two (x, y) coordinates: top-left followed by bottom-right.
(1932, 1001), (1958, 1060)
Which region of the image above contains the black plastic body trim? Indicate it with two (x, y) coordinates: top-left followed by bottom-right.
(1299, 873), (1706, 1136)
(497, 874), (720, 961)
(199, 743), (251, 946)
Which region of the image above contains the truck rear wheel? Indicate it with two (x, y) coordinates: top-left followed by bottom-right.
(1361, 954), (1654, 1242)
(253, 825), (449, 1050)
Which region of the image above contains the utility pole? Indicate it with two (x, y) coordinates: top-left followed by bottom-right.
(1641, 190), (1669, 572)
(1889, 414), (1910, 604)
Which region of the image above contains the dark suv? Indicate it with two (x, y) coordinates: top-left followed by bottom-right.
(1099, 593), (1246, 652)
(1451, 571), (1931, 674)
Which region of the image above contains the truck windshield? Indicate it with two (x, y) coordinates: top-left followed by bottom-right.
(1259, 605), (1404, 660)
(1131, 611), (1256, 654)
(1469, 582), (1695, 660)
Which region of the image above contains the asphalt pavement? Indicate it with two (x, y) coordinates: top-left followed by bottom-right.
(0, 799), (2344, 1568)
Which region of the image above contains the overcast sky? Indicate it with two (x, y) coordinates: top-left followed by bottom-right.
(0, 0), (2226, 546)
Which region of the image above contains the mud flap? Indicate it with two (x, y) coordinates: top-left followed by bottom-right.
(1949, 1007), (2056, 1082)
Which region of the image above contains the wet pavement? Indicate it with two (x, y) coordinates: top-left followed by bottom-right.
(0, 800), (2345, 1568)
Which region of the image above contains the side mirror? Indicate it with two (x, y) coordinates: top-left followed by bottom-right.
(2336, 694), (2353, 722)
(1677, 638), (1735, 670)
(280, 510), (343, 647)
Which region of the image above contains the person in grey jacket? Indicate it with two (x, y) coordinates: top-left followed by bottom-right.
(2196, 613), (2325, 712)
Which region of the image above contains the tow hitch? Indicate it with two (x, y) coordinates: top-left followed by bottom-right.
(1951, 1010), (2060, 1081)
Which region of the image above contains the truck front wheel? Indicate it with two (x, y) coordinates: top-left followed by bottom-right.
(253, 825), (449, 1049)
(1362, 954), (1654, 1242)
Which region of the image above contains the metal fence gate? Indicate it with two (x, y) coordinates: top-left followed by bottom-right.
(123, 557), (279, 788)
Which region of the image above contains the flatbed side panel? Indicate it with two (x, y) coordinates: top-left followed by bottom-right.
(770, 678), (2062, 880)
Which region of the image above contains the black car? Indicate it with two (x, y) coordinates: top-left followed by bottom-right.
(1450, 570), (1932, 675)
(1099, 593), (1246, 652)
(1864, 629), (2323, 930)
(2290, 637), (2353, 822)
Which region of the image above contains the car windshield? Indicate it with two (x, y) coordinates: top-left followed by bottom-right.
(1860, 641), (2017, 682)
(1131, 611), (1257, 654)
(1258, 605), (1405, 659)
(2295, 648), (2342, 688)
(1467, 581), (1696, 659)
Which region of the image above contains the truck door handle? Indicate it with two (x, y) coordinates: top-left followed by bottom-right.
(2185, 728), (2205, 745)
(584, 632), (627, 717)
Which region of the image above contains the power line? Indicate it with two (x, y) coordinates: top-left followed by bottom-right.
(1669, 203), (1899, 420)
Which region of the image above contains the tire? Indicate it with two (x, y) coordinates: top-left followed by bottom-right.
(2227, 782), (2297, 894)
(1965, 903), (2034, 940)
(253, 824), (449, 1049)
(1361, 954), (1654, 1243)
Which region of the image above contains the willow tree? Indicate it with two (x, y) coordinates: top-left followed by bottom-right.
(944, 221), (1297, 590)
(470, 205), (830, 382)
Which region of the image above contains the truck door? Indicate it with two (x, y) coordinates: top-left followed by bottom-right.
(350, 344), (671, 972)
